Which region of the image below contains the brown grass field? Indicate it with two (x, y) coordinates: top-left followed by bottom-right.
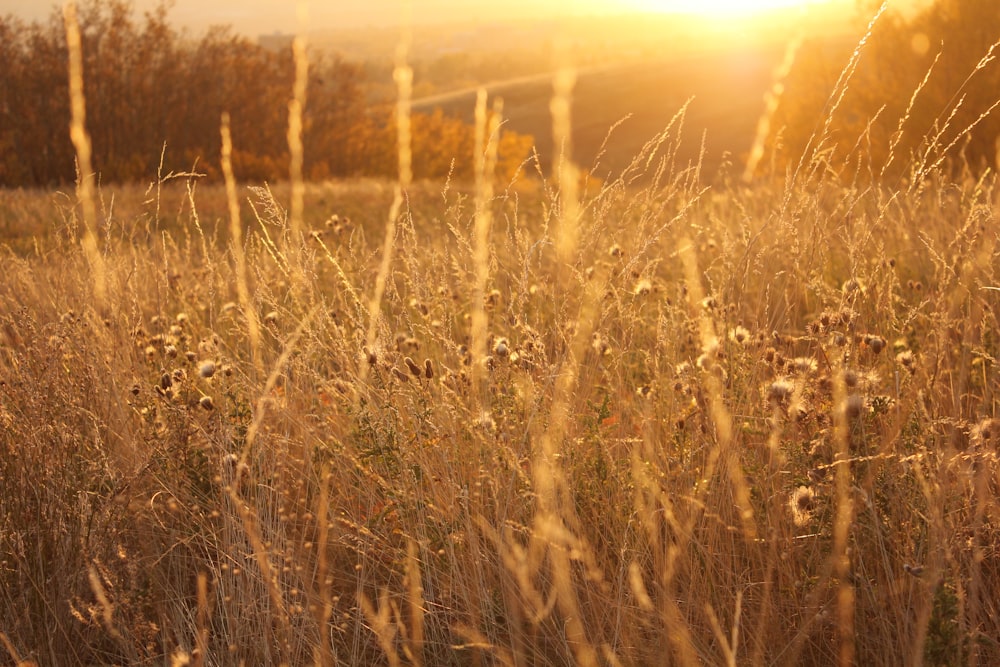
(1, 9), (1000, 667)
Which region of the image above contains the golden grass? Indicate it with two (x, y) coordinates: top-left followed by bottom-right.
(1, 11), (1000, 667)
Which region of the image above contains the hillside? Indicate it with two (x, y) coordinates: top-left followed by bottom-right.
(413, 42), (795, 179)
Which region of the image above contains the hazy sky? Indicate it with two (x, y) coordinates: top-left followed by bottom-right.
(0, 0), (892, 35)
(0, 0), (643, 34)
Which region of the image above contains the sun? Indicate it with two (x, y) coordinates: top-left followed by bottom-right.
(621, 0), (834, 19)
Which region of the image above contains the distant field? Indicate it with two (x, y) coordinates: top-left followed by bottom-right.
(413, 42), (789, 179)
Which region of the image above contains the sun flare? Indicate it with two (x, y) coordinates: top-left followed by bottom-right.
(622, 0), (834, 19)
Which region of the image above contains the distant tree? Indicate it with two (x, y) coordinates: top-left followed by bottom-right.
(0, 1), (534, 187)
(767, 0), (1000, 182)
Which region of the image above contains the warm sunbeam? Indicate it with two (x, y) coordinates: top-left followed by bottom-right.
(622, 0), (837, 19)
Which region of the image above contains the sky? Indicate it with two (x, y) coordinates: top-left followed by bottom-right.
(0, 0), (869, 35)
(1, 0), (625, 33)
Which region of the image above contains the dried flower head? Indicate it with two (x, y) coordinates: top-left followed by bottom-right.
(493, 338), (510, 358)
(789, 486), (816, 526)
(397, 336), (420, 353)
(199, 396), (214, 411)
(404, 357), (422, 377)
(633, 278), (652, 296)
(970, 418), (1000, 450)
(896, 350), (915, 372)
(842, 279), (864, 295)
(479, 412), (498, 434)
(863, 334), (887, 355)
(729, 325), (750, 345)
(843, 394), (865, 420)
(592, 333), (610, 356)
(424, 359), (434, 379)
(791, 357), (818, 375)
(409, 298), (429, 317)
(767, 378), (795, 406)
(199, 361), (217, 379)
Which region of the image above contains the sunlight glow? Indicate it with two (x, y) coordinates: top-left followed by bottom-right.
(621, 0), (835, 19)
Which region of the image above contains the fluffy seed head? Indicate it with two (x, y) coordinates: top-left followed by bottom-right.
(493, 338), (509, 358)
(844, 394), (865, 420)
(789, 486), (816, 526)
(767, 378), (794, 405)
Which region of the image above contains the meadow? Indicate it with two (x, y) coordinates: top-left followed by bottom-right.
(2, 7), (1000, 667)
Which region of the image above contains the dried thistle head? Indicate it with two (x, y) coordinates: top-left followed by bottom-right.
(767, 378), (795, 407)
(729, 325), (750, 345)
(970, 418), (1000, 450)
(789, 486), (816, 527)
(843, 394), (865, 420)
(862, 334), (887, 355)
(896, 350), (915, 373)
(493, 337), (509, 358)
(591, 333), (611, 356)
(790, 357), (818, 375)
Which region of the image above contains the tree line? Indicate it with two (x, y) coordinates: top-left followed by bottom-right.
(0, 0), (534, 188)
(767, 0), (1000, 182)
